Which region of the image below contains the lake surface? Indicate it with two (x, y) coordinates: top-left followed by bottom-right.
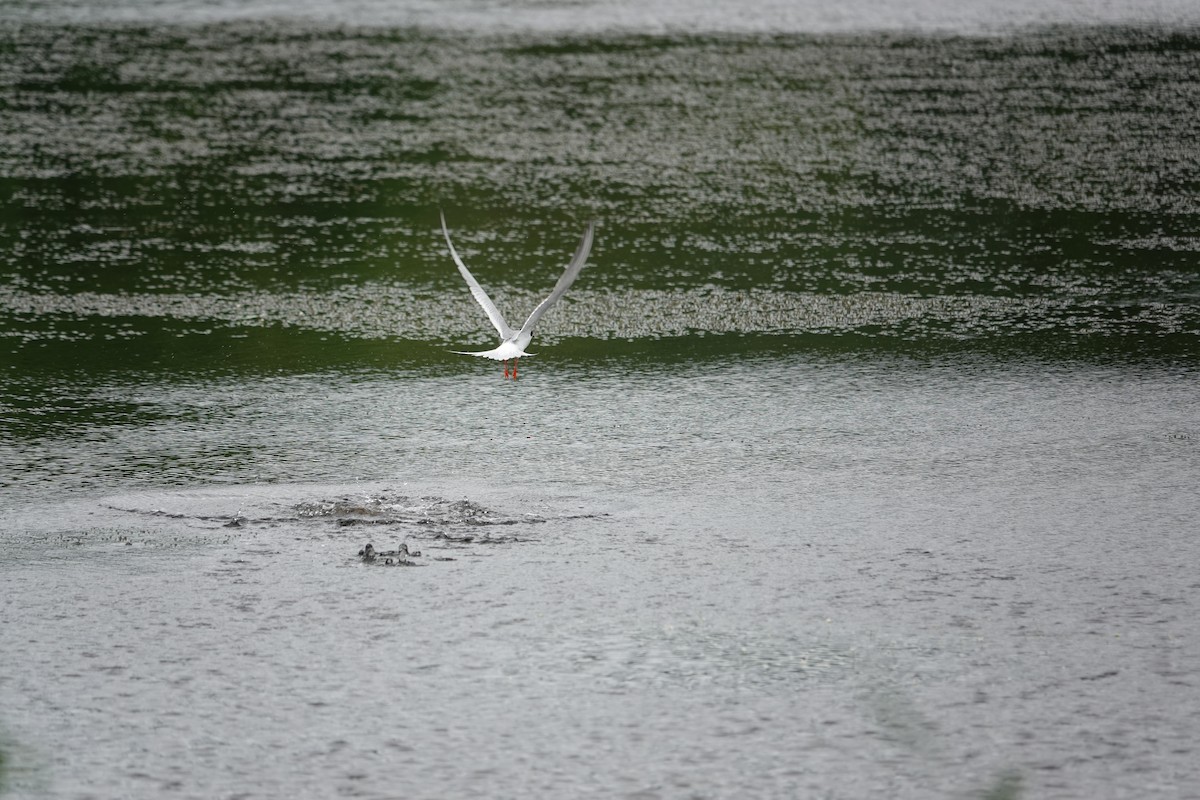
(2, 3), (1199, 798)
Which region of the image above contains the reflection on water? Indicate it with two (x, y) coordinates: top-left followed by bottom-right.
(3, 23), (1198, 380)
(2, 12), (1200, 800)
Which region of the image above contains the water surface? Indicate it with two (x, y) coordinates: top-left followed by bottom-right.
(2, 7), (1199, 799)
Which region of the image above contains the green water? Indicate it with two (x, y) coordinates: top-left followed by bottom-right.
(2, 20), (1200, 800)
(3, 24), (1198, 387)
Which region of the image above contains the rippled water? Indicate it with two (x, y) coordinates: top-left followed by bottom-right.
(2, 5), (1199, 799)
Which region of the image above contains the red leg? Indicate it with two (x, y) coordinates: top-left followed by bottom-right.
(502, 360), (510, 378)
(512, 358), (519, 380)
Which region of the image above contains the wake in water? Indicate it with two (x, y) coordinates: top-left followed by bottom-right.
(81, 485), (605, 564)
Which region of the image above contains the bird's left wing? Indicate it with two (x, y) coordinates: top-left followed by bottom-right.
(441, 210), (514, 339)
(518, 220), (595, 338)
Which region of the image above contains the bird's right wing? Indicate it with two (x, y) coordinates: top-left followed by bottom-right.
(518, 220), (595, 338)
(441, 210), (514, 339)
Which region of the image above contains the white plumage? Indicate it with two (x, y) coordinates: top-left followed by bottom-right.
(441, 211), (595, 378)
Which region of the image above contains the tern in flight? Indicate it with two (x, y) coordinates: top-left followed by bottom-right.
(441, 211), (595, 379)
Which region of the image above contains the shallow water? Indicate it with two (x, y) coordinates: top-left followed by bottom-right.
(2, 5), (1200, 799)
(5, 362), (1198, 799)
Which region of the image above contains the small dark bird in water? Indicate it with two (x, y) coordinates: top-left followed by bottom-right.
(359, 542), (424, 565)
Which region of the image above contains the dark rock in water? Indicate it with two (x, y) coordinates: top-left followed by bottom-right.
(432, 532), (474, 543)
(338, 518), (395, 527)
(224, 517), (243, 528)
(358, 543), (377, 562)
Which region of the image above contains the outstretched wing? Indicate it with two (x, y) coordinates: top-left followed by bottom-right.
(441, 210), (513, 339)
(517, 220), (595, 338)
